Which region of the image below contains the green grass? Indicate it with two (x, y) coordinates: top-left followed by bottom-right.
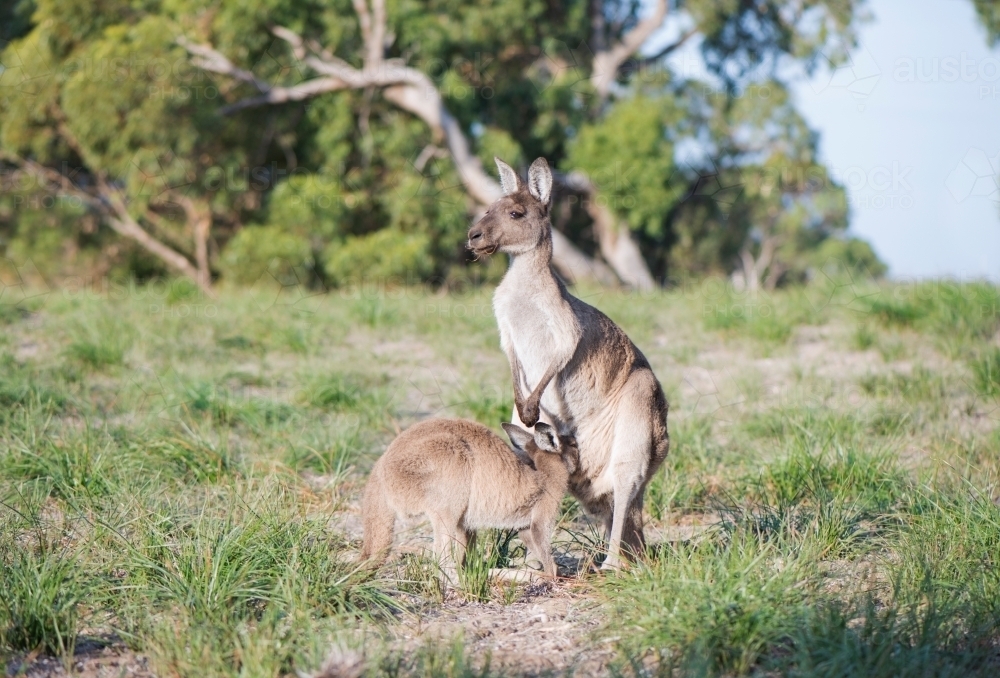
(1, 280), (999, 676)
(0, 539), (88, 659)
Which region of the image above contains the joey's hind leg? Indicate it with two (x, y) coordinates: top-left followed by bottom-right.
(430, 517), (468, 586)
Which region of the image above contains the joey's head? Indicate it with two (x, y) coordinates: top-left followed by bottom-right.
(501, 422), (578, 477)
(467, 157), (553, 258)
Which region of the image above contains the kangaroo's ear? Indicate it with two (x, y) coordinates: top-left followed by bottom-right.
(532, 422), (558, 452)
(527, 157), (552, 206)
(495, 157), (521, 195)
(502, 422), (534, 452)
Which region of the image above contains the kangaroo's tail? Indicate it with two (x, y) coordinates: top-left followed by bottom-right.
(360, 468), (395, 566)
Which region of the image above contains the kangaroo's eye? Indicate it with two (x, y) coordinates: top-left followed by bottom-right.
(509, 211), (524, 219)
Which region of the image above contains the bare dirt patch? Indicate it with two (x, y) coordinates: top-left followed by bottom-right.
(6, 638), (154, 678)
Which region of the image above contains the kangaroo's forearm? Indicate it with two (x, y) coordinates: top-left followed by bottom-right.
(520, 361), (560, 427)
(507, 349), (529, 414)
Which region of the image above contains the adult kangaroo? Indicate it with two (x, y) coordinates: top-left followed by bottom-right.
(467, 157), (669, 569)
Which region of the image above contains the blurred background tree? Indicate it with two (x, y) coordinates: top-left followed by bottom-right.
(0, 0), (895, 291)
(972, 0), (1000, 46)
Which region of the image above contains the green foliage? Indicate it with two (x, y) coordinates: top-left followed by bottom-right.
(0, 0), (886, 289)
(324, 229), (432, 286)
(219, 225), (314, 286)
(973, 0), (1000, 46)
(566, 96), (683, 238)
(811, 236), (888, 278)
(475, 127), (524, 172)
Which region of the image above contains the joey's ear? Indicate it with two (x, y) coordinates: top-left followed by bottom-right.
(502, 422), (534, 452)
(495, 157), (521, 195)
(532, 422), (558, 452)
(527, 157), (552, 206)
(561, 449), (578, 475)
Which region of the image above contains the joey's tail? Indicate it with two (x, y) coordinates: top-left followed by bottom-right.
(360, 469), (395, 566)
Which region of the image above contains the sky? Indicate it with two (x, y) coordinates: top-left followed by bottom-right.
(652, 0), (1000, 281)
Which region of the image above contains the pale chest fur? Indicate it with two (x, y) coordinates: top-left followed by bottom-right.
(493, 257), (582, 420)
(493, 259), (582, 428)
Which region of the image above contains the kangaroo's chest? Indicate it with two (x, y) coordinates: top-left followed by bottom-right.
(494, 286), (575, 386)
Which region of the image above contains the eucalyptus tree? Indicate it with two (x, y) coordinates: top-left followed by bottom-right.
(1, 0), (886, 290)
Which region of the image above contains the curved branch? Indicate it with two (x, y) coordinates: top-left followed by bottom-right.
(628, 26), (697, 73)
(591, 0), (669, 99)
(1, 150), (212, 294)
(179, 27), (652, 287)
(562, 171), (656, 291)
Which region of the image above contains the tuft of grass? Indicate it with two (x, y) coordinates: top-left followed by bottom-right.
(299, 371), (390, 422)
(867, 297), (923, 327)
(65, 315), (134, 368)
(1, 420), (116, 499)
(283, 425), (365, 477)
(605, 533), (819, 675)
(176, 380), (295, 429)
(215, 334), (257, 351)
(852, 323), (877, 350)
(110, 492), (395, 676)
(142, 433), (240, 484)
(779, 595), (997, 678)
(969, 347), (1000, 396)
(864, 282), (1000, 351)
(859, 366), (947, 402)
(646, 416), (735, 517)
(164, 278), (201, 305)
(376, 637), (495, 677)
(703, 301), (793, 345)
(458, 529), (519, 603)
(351, 297), (400, 328)
(0, 357), (70, 413)
(0, 542), (88, 659)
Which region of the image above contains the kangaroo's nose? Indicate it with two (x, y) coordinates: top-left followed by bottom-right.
(468, 227), (483, 243)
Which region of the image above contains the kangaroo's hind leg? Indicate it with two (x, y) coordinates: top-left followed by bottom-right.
(602, 382), (656, 570)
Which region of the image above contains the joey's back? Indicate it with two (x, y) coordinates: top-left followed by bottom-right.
(361, 417), (576, 578)
(377, 418), (558, 527)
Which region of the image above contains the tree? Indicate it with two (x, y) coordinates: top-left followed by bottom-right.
(0, 5), (275, 293)
(1, 0), (884, 290)
(972, 0), (1000, 46)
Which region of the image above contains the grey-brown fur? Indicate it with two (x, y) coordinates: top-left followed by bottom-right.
(360, 418), (578, 581)
(467, 157), (669, 569)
